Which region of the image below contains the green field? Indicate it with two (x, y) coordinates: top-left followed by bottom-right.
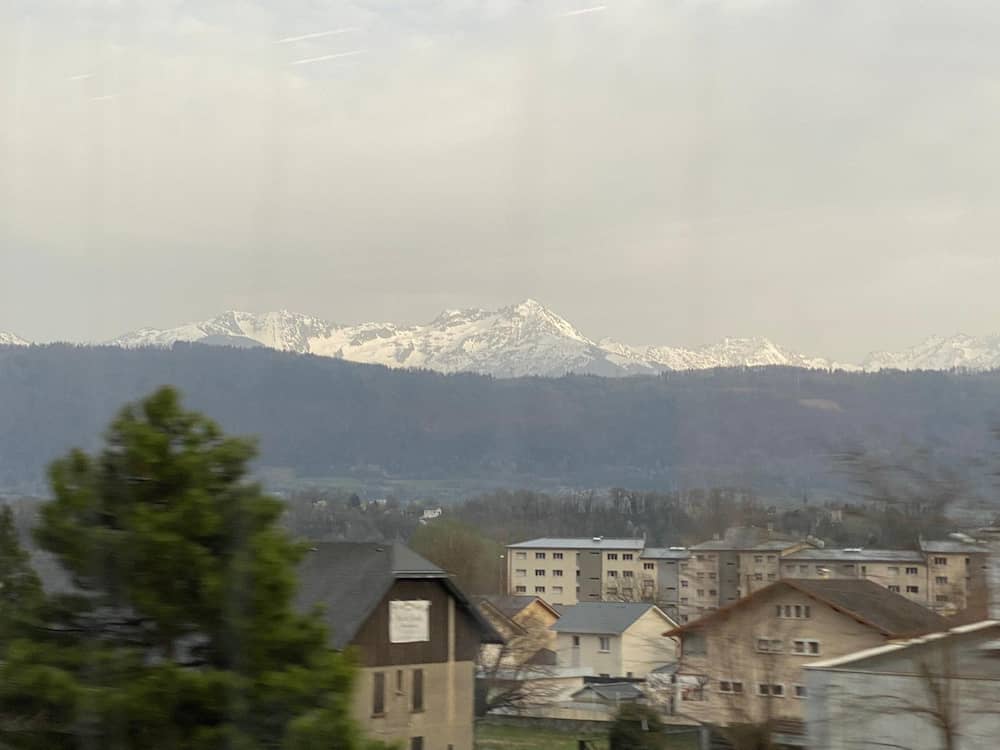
(475, 723), (609, 750)
(475, 722), (701, 750)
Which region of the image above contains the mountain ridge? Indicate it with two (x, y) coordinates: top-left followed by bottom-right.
(7, 301), (1000, 375)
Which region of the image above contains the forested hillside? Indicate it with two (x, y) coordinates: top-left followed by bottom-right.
(1, 344), (997, 495)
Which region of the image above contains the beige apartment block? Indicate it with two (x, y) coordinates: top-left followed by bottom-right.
(678, 529), (809, 623)
(506, 538), (648, 606)
(919, 540), (990, 614)
(664, 579), (946, 727)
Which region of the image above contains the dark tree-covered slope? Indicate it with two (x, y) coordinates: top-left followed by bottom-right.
(0, 344), (996, 493)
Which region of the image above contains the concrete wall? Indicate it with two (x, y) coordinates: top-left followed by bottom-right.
(354, 660), (476, 750)
(555, 631), (622, 677)
(621, 608), (677, 679)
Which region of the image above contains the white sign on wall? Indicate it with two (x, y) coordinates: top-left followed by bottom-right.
(389, 600), (431, 643)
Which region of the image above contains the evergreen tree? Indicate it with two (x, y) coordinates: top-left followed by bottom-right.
(0, 387), (384, 750)
(0, 505), (43, 641)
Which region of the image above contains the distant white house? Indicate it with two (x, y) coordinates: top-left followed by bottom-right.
(420, 507), (443, 523)
(551, 602), (677, 679)
(804, 620), (1000, 750)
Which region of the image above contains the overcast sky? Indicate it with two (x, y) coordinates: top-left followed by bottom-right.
(2, 0), (999, 361)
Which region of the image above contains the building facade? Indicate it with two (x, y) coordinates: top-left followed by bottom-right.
(804, 620), (1000, 750)
(506, 538), (648, 606)
(297, 542), (502, 750)
(551, 602), (678, 679)
(640, 547), (690, 619)
(664, 579), (946, 726)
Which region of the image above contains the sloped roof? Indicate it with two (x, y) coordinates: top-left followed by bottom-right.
(507, 538), (645, 550)
(552, 602), (661, 635)
(783, 548), (924, 563)
(641, 547), (690, 560)
(920, 540), (990, 554)
(478, 595), (560, 621)
(664, 579), (946, 638)
(296, 541), (502, 649)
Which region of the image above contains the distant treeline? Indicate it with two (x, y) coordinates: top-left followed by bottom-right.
(1, 343), (998, 494)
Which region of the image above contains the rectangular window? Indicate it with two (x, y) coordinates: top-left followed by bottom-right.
(552, 586), (563, 594)
(754, 573), (763, 581)
(936, 594), (949, 602)
(623, 570), (634, 578)
(888, 584), (900, 593)
(754, 555), (763, 563)
(767, 573), (776, 580)
(798, 565), (808, 573)
(680, 597), (689, 604)
(515, 568), (526, 577)
(767, 555), (776, 562)
(644, 562), (655, 570)
(534, 569), (545, 576)
(572, 635), (580, 646)
(936, 576), (948, 585)
(410, 738), (423, 750)
(607, 570), (618, 578)
(535, 552), (546, 560)
(623, 553), (634, 560)
(599, 636), (611, 652)
(794, 685), (807, 699)
(756, 638), (783, 653)
(888, 566), (899, 574)
(682, 632), (706, 655)
(372, 672), (386, 715)
(696, 555), (705, 561)
(535, 586), (545, 593)
(793, 640), (821, 655)
(934, 557), (947, 566)
(696, 572), (705, 580)
(681, 580), (689, 588)
(719, 680), (743, 694)
(515, 551), (526, 559)
(907, 585), (919, 593)
(607, 553), (618, 560)
(552, 569), (563, 577)
(794, 605), (801, 618)
(411, 669), (424, 712)
(759, 684), (784, 697)
(553, 552), (564, 560)
(906, 567), (919, 575)
(697, 589), (705, 597)
(397, 670), (404, 693)
(708, 572), (717, 580)
(771, 684), (784, 697)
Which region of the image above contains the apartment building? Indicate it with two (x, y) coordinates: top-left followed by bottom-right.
(781, 541), (989, 615)
(506, 538), (648, 606)
(664, 579), (946, 727)
(297, 542), (502, 750)
(678, 529), (809, 622)
(640, 547), (690, 619)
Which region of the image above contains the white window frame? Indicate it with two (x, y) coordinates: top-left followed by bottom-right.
(598, 636), (611, 653)
(793, 684), (807, 699)
(755, 638), (783, 654)
(792, 639), (821, 655)
(718, 679), (744, 695)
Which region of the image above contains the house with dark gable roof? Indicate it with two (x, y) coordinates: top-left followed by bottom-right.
(661, 578), (947, 728)
(296, 542), (502, 750)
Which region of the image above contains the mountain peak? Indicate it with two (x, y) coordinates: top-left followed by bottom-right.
(0, 331), (29, 347)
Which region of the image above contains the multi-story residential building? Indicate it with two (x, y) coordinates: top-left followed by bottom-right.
(781, 541), (990, 615)
(297, 542), (502, 750)
(505, 538), (647, 606)
(640, 547), (690, 619)
(551, 602), (678, 679)
(919, 540), (990, 614)
(664, 579), (946, 727)
(678, 528), (810, 622)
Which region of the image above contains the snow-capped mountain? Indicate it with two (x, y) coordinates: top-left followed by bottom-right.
(20, 302), (991, 376)
(862, 334), (1000, 371)
(0, 332), (29, 346)
(109, 300), (848, 377)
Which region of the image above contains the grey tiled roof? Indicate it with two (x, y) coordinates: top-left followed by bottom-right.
(641, 547), (690, 560)
(295, 541), (502, 650)
(783, 548), (924, 563)
(478, 595), (548, 620)
(507, 537), (645, 550)
(573, 683), (646, 701)
(920, 540), (990, 554)
(783, 579), (947, 636)
(551, 602), (658, 635)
